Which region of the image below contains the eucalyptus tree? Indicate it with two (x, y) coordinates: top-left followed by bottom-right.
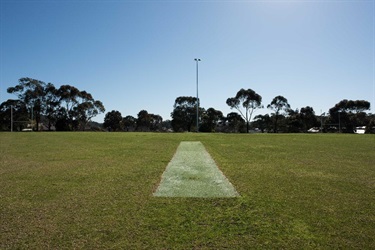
(226, 88), (262, 133)
(329, 99), (370, 114)
(149, 113), (163, 131)
(104, 110), (123, 131)
(136, 110), (151, 131)
(0, 99), (29, 131)
(6, 78), (105, 131)
(44, 83), (60, 130)
(122, 115), (136, 131)
(267, 95), (291, 133)
(73, 95), (105, 130)
(56, 85), (105, 130)
(285, 109), (301, 133)
(200, 107), (223, 132)
(135, 110), (163, 131)
(171, 96), (202, 132)
(329, 99), (371, 132)
(225, 112), (246, 133)
(56, 85), (81, 122)
(252, 114), (272, 133)
(7, 78), (47, 130)
(299, 106), (318, 132)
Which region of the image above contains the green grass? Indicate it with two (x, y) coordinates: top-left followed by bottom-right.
(1, 132), (374, 249)
(153, 141), (239, 197)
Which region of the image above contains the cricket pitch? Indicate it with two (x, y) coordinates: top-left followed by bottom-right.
(154, 141), (239, 198)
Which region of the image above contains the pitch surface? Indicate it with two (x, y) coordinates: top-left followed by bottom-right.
(154, 141), (239, 197)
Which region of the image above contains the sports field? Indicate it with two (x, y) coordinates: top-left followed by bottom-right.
(1, 132), (374, 249)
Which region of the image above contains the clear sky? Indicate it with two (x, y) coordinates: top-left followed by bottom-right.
(1, 0), (374, 123)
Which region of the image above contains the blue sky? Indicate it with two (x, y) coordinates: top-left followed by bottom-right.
(1, 0), (374, 123)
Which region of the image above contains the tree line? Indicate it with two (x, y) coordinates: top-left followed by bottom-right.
(103, 110), (169, 132)
(104, 89), (373, 133)
(1, 78), (105, 131)
(1, 78), (374, 133)
(169, 88), (373, 133)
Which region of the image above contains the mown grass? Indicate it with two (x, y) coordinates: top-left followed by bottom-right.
(0, 132), (374, 249)
(154, 141), (239, 197)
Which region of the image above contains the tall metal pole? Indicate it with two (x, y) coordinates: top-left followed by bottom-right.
(195, 58), (201, 132)
(10, 105), (13, 132)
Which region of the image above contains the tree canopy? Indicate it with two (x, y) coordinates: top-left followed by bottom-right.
(4, 77), (105, 131)
(226, 88), (262, 132)
(267, 95), (291, 133)
(171, 96), (201, 132)
(104, 110), (123, 131)
(2, 78), (373, 134)
(200, 107), (223, 132)
(329, 99), (370, 114)
(328, 99), (371, 133)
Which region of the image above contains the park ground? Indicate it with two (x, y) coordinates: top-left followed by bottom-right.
(1, 132), (374, 249)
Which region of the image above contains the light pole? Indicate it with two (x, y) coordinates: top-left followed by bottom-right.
(10, 105), (13, 132)
(194, 58), (201, 132)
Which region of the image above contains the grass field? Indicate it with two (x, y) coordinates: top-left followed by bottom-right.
(1, 132), (374, 249)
